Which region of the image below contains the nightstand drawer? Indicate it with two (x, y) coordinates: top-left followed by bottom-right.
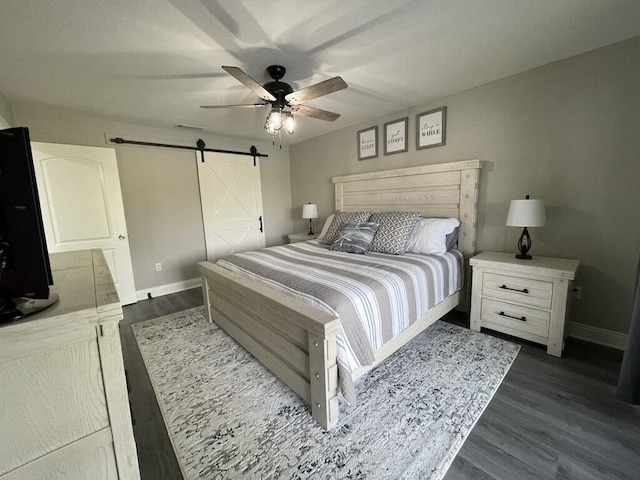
(482, 272), (552, 309)
(481, 298), (550, 337)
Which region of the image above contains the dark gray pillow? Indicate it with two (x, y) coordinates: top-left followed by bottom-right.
(445, 226), (460, 251)
(330, 222), (380, 254)
(369, 211), (421, 255)
(319, 210), (372, 245)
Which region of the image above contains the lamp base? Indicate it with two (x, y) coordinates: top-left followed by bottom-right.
(515, 227), (533, 260)
(307, 219), (314, 235)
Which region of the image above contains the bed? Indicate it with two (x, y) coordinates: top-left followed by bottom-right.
(197, 159), (482, 430)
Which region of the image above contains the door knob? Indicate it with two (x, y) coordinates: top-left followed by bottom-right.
(119, 235), (126, 240)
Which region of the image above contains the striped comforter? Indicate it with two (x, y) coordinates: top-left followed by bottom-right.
(217, 241), (463, 402)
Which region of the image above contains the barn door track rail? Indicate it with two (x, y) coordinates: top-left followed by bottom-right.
(109, 137), (268, 165)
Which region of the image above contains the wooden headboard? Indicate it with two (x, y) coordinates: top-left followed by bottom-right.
(332, 159), (482, 257)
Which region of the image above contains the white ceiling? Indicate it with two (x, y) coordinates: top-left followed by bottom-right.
(2, 0), (640, 144)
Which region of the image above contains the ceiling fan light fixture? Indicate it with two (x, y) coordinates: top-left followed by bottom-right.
(264, 117), (277, 136)
(266, 108), (283, 131)
(211, 65), (346, 137)
(284, 113), (295, 134)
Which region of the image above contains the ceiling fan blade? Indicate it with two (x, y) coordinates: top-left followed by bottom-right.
(200, 103), (268, 109)
(291, 105), (341, 122)
(222, 66), (276, 102)
(285, 76), (347, 105)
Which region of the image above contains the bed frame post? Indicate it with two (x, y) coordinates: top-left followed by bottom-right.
(457, 166), (481, 311)
(201, 274), (212, 322)
(458, 166), (480, 256)
(334, 182), (344, 211)
(308, 329), (340, 430)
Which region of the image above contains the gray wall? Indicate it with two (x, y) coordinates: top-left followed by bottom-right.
(0, 90), (13, 127)
(290, 36), (640, 336)
(13, 104), (292, 291)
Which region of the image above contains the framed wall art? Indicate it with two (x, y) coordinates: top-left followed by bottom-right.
(383, 117), (408, 155)
(416, 106), (446, 149)
(357, 126), (378, 160)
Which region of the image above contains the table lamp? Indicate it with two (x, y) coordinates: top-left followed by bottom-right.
(506, 195), (546, 259)
(302, 203), (318, 235)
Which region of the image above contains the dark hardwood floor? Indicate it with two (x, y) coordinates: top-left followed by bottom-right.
(120, 288), (203, 480)
(121, 289), (640, 480)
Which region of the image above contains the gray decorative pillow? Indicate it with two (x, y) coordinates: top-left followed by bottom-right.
(330, 222), (380, 254)
(445, 226), (460, 251)
(319, 210), (372, 245)
(369, 211), (421, 255)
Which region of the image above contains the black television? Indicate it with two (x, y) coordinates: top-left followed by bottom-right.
(0, 126), (58, 322)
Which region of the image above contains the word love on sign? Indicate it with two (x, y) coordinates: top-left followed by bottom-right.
(417, 107), (447, 149)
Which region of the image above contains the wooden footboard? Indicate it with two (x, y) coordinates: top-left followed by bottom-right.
(198, 261), (341, 430)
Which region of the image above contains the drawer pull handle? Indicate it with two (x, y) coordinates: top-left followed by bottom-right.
(499, 311), (526, 322)
(500, 284), (529, 294)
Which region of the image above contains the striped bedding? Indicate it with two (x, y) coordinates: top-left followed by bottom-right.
(216, 240), (463, 403)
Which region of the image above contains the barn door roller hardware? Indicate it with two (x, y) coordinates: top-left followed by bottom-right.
(109, 137), (267, 166)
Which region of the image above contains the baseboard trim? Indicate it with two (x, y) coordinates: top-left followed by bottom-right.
(136, 277), (202, 301)
(567, 322), (628, 350)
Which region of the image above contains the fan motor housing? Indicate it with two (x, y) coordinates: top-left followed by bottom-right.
(263, 80), (293, 98)
(264, 65), (293, 107)
(266, 65), (286, 80)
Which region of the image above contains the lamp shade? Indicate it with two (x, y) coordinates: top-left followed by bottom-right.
(506, 198), (546, 227)
(302, 203), (318, 219)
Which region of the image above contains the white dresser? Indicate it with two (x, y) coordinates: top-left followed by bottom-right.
(469, 251), (579, 357)
(0, 250), (140, 480)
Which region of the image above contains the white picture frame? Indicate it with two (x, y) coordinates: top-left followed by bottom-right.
(416, 107), (447, 149)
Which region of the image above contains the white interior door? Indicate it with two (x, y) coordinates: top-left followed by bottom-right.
(197, 151), (265, 261)
(31, 142), (137, 305)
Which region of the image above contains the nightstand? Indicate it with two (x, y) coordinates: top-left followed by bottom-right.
(469, 251), (579, 357)
(288, 232), (320, 243)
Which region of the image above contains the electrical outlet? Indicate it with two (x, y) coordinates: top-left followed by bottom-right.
(155, 262), (162, 272)
(572, 286), (581, 300)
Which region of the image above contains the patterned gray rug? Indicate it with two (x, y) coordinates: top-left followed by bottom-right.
(133, 306), (519, 480)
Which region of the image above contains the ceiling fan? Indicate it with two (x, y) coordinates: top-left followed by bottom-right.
(200, 65), (348, 135)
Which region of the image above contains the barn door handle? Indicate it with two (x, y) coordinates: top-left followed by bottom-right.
(258, 216), (263, 232)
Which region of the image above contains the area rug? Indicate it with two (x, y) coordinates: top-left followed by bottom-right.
(133, 306), (520, 480)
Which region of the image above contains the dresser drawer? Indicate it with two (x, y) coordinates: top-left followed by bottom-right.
(482, 272), (552, 309)
(480, 298), (550, 338)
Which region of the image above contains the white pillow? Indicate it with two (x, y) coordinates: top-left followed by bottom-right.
(316, 214), (334, 242)
(406, 217), (460, 255)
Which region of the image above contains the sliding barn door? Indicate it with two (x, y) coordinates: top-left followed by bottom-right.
(197, 152), (265, 261)
(31, 142), (137, 305)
